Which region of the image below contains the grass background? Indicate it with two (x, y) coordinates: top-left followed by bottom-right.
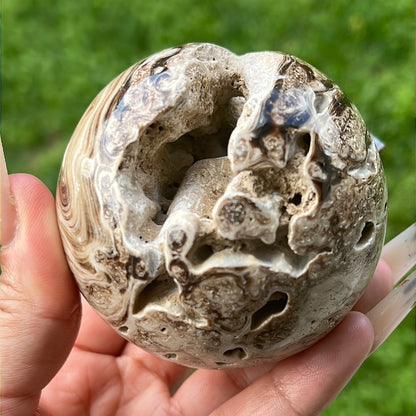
(2, 0), (414, 414)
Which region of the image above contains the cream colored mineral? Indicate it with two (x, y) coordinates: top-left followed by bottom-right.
(57, 43), (387, 368)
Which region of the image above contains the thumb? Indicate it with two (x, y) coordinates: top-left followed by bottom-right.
(1, 173), (81, 416)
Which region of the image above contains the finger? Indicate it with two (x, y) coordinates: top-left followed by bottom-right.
(353, 259), (393, 313)
(172, 360), (279, 414)
(174, 312), (373, 416)
(0, 174), (81, 415)
(0, 139), (17, 245)
(122, 342), (193, 394)
(74, 297), (127, 355)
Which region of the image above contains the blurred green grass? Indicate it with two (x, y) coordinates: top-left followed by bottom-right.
(2, 0), (414, 414)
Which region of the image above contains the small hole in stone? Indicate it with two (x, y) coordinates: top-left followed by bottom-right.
(356, 221), (375, 248)
(297, 133), (311, 154)
(215, 361), (228, 367)
(153, 211), (168, 226)
(161, 327), (166, 332)
(119, 326), (128, 333)
(188, 244), (214, 264)
(223, 347), (247, 360)
(327, 317), (336, 327)
(251, 291), (289, 330)
(289, 193), (302, 206)
(164, 353), (177, 359)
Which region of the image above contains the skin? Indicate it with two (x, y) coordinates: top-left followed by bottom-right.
(0, 173), (393, 416)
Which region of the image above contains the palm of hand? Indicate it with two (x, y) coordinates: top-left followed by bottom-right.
(41, 300), (196, 416)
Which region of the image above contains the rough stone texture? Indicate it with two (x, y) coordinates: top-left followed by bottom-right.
(57, 43), (387, 369)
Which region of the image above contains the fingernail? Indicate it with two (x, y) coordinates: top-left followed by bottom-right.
(1, 138), (17, 246)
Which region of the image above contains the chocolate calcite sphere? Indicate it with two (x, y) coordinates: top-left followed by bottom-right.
(57, 43), (387, 368)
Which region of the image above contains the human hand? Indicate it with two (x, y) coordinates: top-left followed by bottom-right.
(1, 144), (413, 416)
